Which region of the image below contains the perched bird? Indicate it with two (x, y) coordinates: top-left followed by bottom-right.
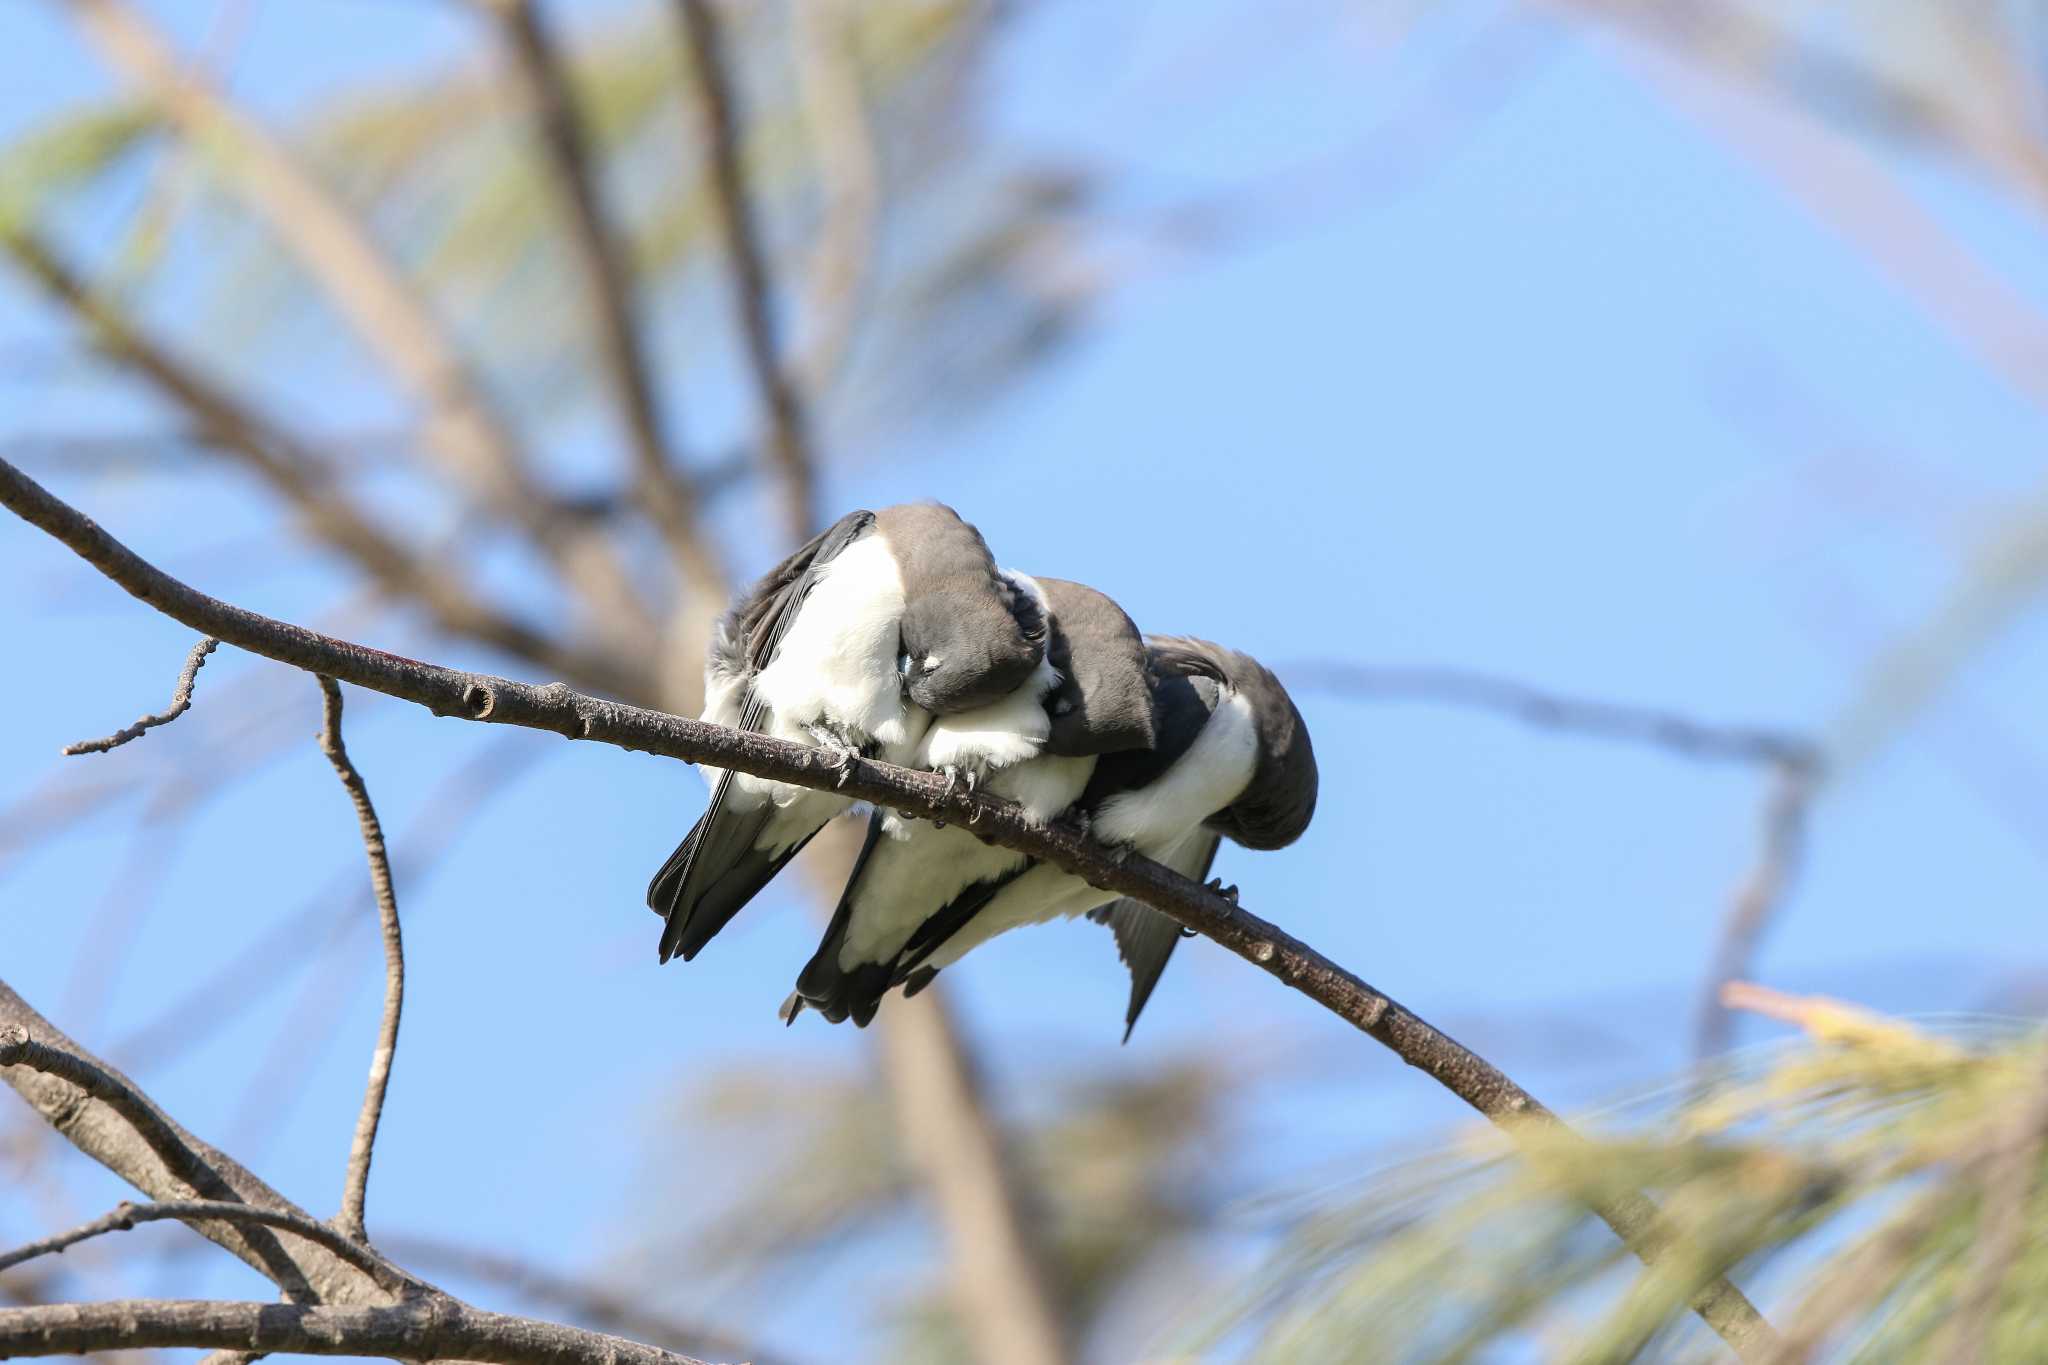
(648, 504), (1046, 964)
(789, 635), (1316, 1038)
(786, 576), (1155, 1026)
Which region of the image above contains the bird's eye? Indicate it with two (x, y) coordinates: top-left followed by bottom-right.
(922, 657), (942, 675)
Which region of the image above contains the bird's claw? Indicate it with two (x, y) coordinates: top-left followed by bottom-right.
(1205, 877), (1240, 904)
(820, 740), (858, 788)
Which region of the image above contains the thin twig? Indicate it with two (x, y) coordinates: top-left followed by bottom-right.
(385, 1234), (789, 1365)
(484, 0), (725, 594)
(0, 453), (1780, 1359)
(672, 0), (817, 543)
(1290, 661), (1819, 767)
(0, 1200), (415, 1295)
(115, 735), (540, 1074)
(62, 637), (218, 755)
(313, 678), (404, 1244)
(0, 1297), (714, 1365)
(1695, 759), (1818, 1062)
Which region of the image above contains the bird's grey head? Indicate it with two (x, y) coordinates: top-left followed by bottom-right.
(874, 503), (1046, 714)
(1035, 577), (1154, 757)
(1150, 636), (1318, 851)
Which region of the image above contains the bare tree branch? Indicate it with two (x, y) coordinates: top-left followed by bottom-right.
(0, 1298), (719, 1365)
(312, 678), (404, 1244)
(1289, 661), (1819, 767)
(0, 999), (376, 1306)
(483, 0), (726, 594)
(1694, 760), (1817, 1063)
(385, 1235), (791, 1365)
(0, 454), (1780, 1359)
(0, 984), (731, 1365)
(0, 227), (639, 696)
(671, 0), (817, 543)
(61, 637), (218, 756)
(55, 0), (656, 644)
(0, 1200), (414, 1294)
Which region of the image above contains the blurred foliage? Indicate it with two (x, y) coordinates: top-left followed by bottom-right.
(620, 1051), (1235, 1361)
(1207, 998), (2048, 1363)
(0, 0), (1111, 465)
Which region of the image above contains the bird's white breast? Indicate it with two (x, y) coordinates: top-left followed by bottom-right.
(1094, 690), (1258, 848)
(751, 531), (917, 749)
(840, 752), (1093, 970)
(920, 689), (1260, 971)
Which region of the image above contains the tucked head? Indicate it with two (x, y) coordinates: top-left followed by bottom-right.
(1035, 577), (1154, 757)
(1149, 636), (1318, 850)
(876, 503), (1046, 713)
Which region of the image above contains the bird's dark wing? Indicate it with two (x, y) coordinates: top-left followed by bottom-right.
(650, 797), (823, 963)
(791, 814), (1030, 1028)
(650, 509), (874, 963)
(888, 862), (1030, 986)
(1088, 829), (1220, 1042)
(791, 813), (896, 1025)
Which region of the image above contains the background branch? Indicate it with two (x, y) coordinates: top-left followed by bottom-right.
(1290, 660), (1819, 767)
(58, 0), (655, 644)
(485, 0), (724, 592)
(0, 227), (633, 695)
(672, 0), (816, 543)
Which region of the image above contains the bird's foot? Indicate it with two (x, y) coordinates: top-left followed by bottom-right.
(808, 731), (860, 788)
(1205, 878), (1240, 904)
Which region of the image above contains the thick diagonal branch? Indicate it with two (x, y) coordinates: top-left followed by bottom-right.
(0, 991), (389, 1307)
(314, 679), (404, 1242)
(671, 0), (816, 543)
(0, 454), (1779, 1358)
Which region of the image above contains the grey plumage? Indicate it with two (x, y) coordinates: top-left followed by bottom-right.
(647, 504), (1045, 965)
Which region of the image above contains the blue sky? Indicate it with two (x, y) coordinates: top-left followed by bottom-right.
(3, 0), (2046, 1358)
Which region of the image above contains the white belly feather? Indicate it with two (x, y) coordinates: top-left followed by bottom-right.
(920, 690), (1260, 971)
